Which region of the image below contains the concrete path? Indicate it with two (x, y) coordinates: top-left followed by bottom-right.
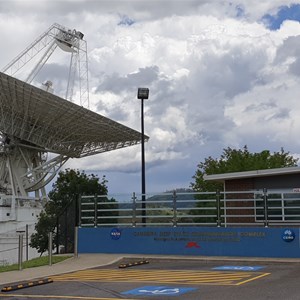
(0, 254), (122, 285)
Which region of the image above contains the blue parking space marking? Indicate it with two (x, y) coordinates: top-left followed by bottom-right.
(122, 286), (197, 296)
(213, 266), (265, 271)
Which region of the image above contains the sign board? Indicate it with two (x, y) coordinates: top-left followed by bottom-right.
(79, 226), (300, 258)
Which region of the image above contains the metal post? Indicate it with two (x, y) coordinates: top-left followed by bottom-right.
(172, 190), (177, 227)
(263, 188), (268, 227)
(25, 224), (29, 261)
(64, 207), (68, 252)
(132, 192), (136, 227)
(48, 232), (53, 266)
(18, 234), (23, 271)
(56, 217), (59, 254)
(78, 195), (82, 227)
(223, 183), (227, 228)
(137, 87), (149, 226)
(216, 190), (221, 227)
(74, 226), (78, 258)
(74, 195), (79, 258)
(94, 195), (98, 227)
(75, 194), (79, 227)
(141, 98), (146, 225)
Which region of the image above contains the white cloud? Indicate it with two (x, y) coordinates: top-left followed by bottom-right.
(1, 0), (300, 193)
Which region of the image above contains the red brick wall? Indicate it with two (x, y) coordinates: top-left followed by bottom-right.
(225, 179), (255, 224)
(226, 178), (254, 191)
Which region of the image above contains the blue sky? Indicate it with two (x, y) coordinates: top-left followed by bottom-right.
(263, 3), (300, 30)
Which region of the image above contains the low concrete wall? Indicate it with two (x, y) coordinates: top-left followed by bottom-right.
(0, 236), (41, 265)
(78, 226), (300, 258)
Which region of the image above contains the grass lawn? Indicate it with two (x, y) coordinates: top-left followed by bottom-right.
(0, 255), (72, 273)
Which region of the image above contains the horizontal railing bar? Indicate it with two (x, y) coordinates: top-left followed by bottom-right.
(267, 214), (300, 217)
(134, 223), (174, 226)
(97, 216), (132, 219)
(224, 223), (266, 226)
(222, 191), (261, 194)
(177, 207), (216, 211)
(142, 215), (173, 219)
(177, 222), (217, 226)
(96, 209), (132, 212)
(176, 199), (213, 203)
(95, 224), (122, 227)
(142, 200), (173, 204)
(143, 208), (174, 211)
(269, 221), (300, 224)
(186, 208), (217, 211)
(178, 215), (217, 218)
(95, 203), (120, 206)
(283, 206), (300, 209)
(272, 215), (300, 218)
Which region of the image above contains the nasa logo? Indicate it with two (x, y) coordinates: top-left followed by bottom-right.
(110, 228), (121, 240)
(282, 229), (295, 242)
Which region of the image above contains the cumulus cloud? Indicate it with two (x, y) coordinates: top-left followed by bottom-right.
(1, 0), (300, 193)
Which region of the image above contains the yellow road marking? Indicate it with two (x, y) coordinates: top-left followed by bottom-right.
(236, 272), (271, 285)
(51, 269), (270, 286)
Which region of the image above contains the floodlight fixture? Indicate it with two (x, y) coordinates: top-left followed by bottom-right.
(137, 88), (149, 100)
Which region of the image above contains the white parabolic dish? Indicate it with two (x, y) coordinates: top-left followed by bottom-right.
(0, 71), (148, 158)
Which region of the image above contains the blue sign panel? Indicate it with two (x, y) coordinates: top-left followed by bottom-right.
(213, 266), (265, 271)
(78, 226), (300, 258)
(122, 286), (197, 296)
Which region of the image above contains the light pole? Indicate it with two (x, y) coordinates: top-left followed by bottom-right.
(137, 87), (149, 225)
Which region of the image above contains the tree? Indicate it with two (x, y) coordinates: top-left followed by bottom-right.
(191, 145), (298, 192)
(30, 211), (56, 256)
(189, 146), (298, 224)
(30, 169), (112, 255)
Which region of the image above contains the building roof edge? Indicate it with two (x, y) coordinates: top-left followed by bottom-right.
(204, 166), (300, 182)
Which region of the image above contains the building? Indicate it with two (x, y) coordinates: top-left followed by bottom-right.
(204, 166), (300, 225)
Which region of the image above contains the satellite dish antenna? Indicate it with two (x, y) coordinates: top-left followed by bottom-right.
(0, 23), (148, 223)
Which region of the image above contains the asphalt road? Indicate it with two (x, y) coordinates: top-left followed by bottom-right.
(1, 258), (300, 300)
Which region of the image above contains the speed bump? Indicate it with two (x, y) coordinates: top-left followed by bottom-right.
(119, 260), (149, 268)
(1, 278), (53, 292)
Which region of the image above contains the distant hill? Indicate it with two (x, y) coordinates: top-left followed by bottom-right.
(146, 189), (197, 209)
(115, 189), (197, 209)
